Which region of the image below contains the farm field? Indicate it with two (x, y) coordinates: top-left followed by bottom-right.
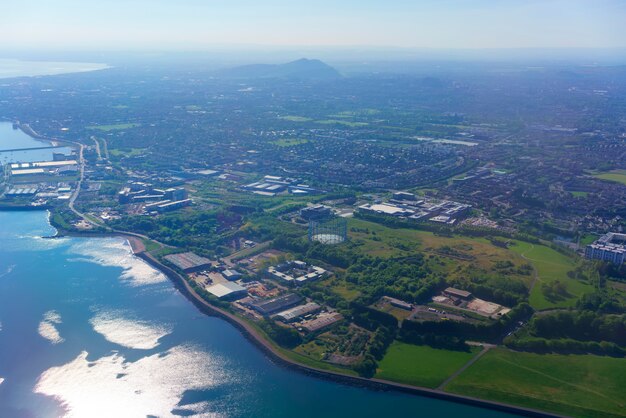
(375, 342), (479, 388)
(509, 241), (593, 310)
(592, 169), (626, 186)
(87, 123), (141, 131)
(445, 348), (626, 418)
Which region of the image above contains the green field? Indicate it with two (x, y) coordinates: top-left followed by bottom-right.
(348, 218), (529, 274)
(109, 147), (146, 157)
(592, 169), (626, 186)
(330, 108), (380, 118)
(570, 191), (588, 198)
(271, 138), (309, 147)
(278, 115), (312, 122)
(510, 241), (593, 310)
(316, 119), (369, 127)
(87, 123), (141, 131)
(375, 342), (479, 388)
(446, 348), (626, 418)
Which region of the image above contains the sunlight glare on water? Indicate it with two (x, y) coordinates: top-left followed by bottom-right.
(35, 345), (230, 418)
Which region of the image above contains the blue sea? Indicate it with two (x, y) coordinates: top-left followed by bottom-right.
(0, 211), (518, 417)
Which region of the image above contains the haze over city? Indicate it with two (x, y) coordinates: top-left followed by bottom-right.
(2, 0), (626, 51)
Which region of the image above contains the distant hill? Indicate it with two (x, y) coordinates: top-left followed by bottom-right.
(215, 58), (342, 80)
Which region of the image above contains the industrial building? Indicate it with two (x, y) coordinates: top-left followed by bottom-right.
(223, 269), (243, 281)
(300, 204), (332, 221)
(358, 198), (471, 223)
(392, 191), (418, 201)
(155, 199), (192, 213)
(443, 287), (473, 300)
(164, 252), (213, 273)
(300, 312), (343, 332)
(585, 233), (626, 265)
(206, 282), (247, 300)
(274, 302), (321, 322)
(249, 293), (303, 316)
(164, 187), (188, 201)
(267, 261), (327, 284)
(382, 296), (413, 311)
(4, 187), (38, 197)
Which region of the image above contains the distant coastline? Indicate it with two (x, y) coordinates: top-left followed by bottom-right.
(0, 58), (109, 79)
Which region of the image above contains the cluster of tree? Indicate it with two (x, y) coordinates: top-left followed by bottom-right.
(400, 303), (534, 343)
(453, 273), (528, 307)
(505, 336), (625, 357)
(273, 234), (444, 304)
(258, 320), (303, 349)
(110, 210), (223, 253)
(528, 310), (626, 346)
(577, 291), (625, 313)
(540, 280), (570, 302)
(399, 331), (470, 352)
(596, 261), (626, 280)
(349, 303), (398, 377)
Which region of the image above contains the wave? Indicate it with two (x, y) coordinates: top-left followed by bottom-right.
(69, 239), (166, 287)
(89, 308), (172, 350)
(0, 264), (15, 279)
(38, 310), (64, 345)
(34, 345), (230, 418)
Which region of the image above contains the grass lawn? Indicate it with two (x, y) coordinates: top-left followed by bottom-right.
(375, 342), (479, 388)
(445, 348), (626, 418)
(580, 233), (598, 246)
(316, 119), (369, 127)
(271, 138), (309, 147)
(510, 241), (593, 310)
(327, 278), (361, 301)
(592, 169), (626, 186)
(570, 191), (588, 198)
(87, 123), (141, 131)
(109, 147), (146, 157)
(278, 115), (312, 122)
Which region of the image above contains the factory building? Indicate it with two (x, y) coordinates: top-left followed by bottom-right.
(300, 312), (343, 332)
(164, 252), (213, 273)
(249, 293), (303, 316)
(274, 302), (321, 322)
(206, 282), (247, 300)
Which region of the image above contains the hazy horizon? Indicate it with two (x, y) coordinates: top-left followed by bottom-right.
(3, 0), (626, 52)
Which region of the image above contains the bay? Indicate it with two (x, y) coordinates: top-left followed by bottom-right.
(0, 211), (518, 418)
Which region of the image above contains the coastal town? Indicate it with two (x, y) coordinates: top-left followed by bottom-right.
(1, 56), (625, 418)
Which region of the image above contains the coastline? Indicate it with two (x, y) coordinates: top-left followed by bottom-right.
(2, 208), (566, 418)
(129, 240), (565, 418)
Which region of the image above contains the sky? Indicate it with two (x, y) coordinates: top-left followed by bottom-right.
(1, 0), (626, 51)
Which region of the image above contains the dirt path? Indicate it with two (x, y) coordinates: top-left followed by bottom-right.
(520, 244), (541, 294)
(437, 344), (493, 390)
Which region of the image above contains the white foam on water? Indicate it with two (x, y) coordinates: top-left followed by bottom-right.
(69, 238), (166, 287)
(34, 345), (229, 418)
(0, 377), (4, 385)
(90, 309), (172, 350)
(0, 264), (15, 279)
(38, 310), (64, 345)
